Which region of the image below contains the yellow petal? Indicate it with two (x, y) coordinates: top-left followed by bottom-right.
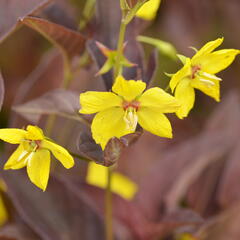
(86, 162), (138, 200)
(91, 107), (132, 149)
(0, 180), (7, 192)
(170, 58), (191, 92)
(41, 140), (74, 169)
(139, 87), (180, 113)
(192, 38), (223, 63)
(175, 78), (195, 119)
(191, 76), (220, 102)
(136, 0), (161, 20)
(25, 125), (44, 140)
(0, 129), (26, 144)
(4, 144), (29, 170)
(137, 108), (173, 138)
(26, 149), (50, 191)
(112, 75), (146, 101)
(198, 49), (240, 74)
(0, 194), (8, 227)
(79, 91), (122, 114)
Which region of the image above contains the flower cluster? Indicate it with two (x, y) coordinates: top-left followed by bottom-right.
(0, 38), (239, 193)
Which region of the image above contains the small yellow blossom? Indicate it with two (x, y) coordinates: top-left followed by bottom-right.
(0, 195), (7, 227)
(87, 162), (137, 200)
(136, 0), (161, 20)
(0, 180), (8, 227)
(80, 75), (180, 149)
(170, 38), (240, 119)
(0, 125), (74, 191)
(177, 233), (198, 240)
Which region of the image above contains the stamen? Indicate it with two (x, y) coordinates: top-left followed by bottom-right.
(22, 140), (41, 152)
(199, 71), (222, 81)
(124, 107), (138, 131)
(199, 78), (215, 86)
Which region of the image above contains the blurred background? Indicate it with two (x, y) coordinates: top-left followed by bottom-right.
(0, 0), (240, 239)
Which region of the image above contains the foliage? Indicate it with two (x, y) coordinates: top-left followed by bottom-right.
(0, 0), (239, 240)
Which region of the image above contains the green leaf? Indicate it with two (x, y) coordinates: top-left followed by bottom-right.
(164, 72), (174, 78)
(96, 58), (114, 76)
(137, 35), (178, 60)
(177, 54), (188, 65)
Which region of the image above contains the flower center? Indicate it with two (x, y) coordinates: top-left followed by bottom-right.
(191, 65), (201, 79)
(22, 140), (41, 152)
(190, 65), (221, 86)
(122, 101), (140, 131)
(122, 100), (140, 111)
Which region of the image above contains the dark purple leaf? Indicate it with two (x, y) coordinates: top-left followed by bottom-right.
(0, 72), (4, 110)
(0, 0), (51, 43)
(0, 223), (41, 240)
(195, 204), (240, 240)
(77, 129), (142, 167)
(135, 92), (240, 219)
(87, 40), (113, 90)
(95, 0), (121, 48)
(217, 139), (240, 208)
(2, 171), (105, 240)
(40, 2), (78, 30)
(13, 89), (80, 124)
(20, 16), (86, 59)
(81, 184), (203, 240)
(142, 49), (158, 85)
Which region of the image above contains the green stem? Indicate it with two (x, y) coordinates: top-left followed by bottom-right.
(44, 115), (56, 136)
(63, 55), (74, 89)
(69, 152), (91, 162)
(45, 55), (73, 135)
(164, 84), (170, 92)
(79, 0), (96, 30)
(105, 167), (113, 240)
(113, 21), (127, 79)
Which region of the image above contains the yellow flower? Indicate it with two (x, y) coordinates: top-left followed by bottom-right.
(86, 162), (137, 200)
(0, 180), (8, 227)
(170, 38), (240, 119)
(79, 75), (180, 149)
(0, 125), (74, 191)
(136, 0), (161, 20)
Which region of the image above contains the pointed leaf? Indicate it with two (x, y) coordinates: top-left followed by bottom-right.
(13, 89), (80, 124)
(137, 35), (178, 60)
(0, 72), (4, 111)
(0, 0), (51, 43)
(20, 16), (86, 59)
(2, 171), (105, 240)
(142, 49), (158, 84)
(177, 54), (188, 65)
(77, 129), (142, 167)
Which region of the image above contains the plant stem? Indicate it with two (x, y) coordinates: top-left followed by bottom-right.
(45, 55), (73, 135)
(164, 84), (170, 92)
(69, 152), (91, 162)
(113, 20), (127, 79)
(105, 167), (113, 240)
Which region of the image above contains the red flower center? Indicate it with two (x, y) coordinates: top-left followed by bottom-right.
(29, 140), (42, 151)
(191, 65), (201, 79)
(122, 100), (140, 111)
